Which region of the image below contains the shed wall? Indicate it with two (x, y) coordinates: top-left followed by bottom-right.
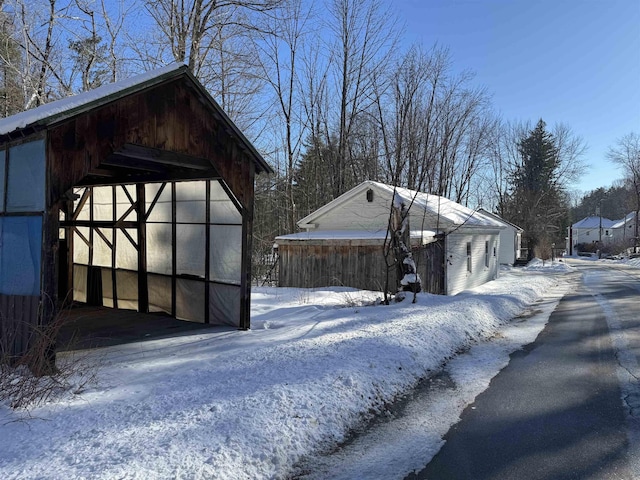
(446, 232), (500, 295)
(497, 227), (517, 265)
(278, 242), (390, 291)
(277, 239), (445, 294)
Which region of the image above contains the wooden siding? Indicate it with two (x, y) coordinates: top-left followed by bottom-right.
(414, 239), (445, 295)
(279, 243), (390, 291)
(277, 239), (445, 294)
(0, 294), (40, 358)
(47, 79), (256, 211)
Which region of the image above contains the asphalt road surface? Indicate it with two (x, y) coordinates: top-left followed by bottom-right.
(408, 260), (640, 480)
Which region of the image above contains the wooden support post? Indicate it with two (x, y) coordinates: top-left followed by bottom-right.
(111, 186), (118, 308)
(171, 182), (177, 317)
(204, 180), (211, 324)
(136, 183), (148, 313)
(239, 176), (254, 330)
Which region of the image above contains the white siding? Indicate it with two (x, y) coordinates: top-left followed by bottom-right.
(311, 186), (452, 232)
(497, 227), (517, 265)
(446, 232), (500, 295)
(312, 190), (390, 231)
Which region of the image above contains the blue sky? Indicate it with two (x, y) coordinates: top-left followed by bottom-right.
(395, 0), (640, 195)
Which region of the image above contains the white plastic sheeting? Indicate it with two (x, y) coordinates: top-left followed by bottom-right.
(147, 223), (172, 275)
(209, 283), (241, 327)
(176, 181), (206, 223)
(176, 224), (205, 277)
(210, 225), (242, 284)
(72, 180), (244, 327)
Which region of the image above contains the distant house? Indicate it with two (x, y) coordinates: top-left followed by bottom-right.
(276, 181), (503, 295)
(611, 212), (638, 247)
(567, 216), (615, 254)
(478, 209), (523, 265)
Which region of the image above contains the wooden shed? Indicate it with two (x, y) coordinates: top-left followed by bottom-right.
(276, 181), (503, 295)
(0, 64), (271, 360)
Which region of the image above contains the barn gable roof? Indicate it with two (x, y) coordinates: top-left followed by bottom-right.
(0, 63), (272, 174)
(297, 180), (502, 231)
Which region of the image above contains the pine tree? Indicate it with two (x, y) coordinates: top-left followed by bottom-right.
(501, 119), (567, 259)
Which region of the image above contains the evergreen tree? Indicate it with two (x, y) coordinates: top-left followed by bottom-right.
(500, 119), (568, 259)
(293, 136), (340, 219)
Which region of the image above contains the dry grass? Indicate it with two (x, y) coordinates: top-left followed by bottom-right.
(0, 308), (99, 410)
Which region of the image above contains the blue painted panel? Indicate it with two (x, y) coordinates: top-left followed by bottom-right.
(0, 216), (43, 296)
(0, 150), (5, 212)
(7, 139), (45, 212)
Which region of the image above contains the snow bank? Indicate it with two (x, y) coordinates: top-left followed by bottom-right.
(0, 268), (567, 480)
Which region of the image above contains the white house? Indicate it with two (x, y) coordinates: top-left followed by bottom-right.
(611, 212), (638, 246)
(276, 181), (504, 295)
(478, 209), (523, 265)
(567, 216), (615, 254)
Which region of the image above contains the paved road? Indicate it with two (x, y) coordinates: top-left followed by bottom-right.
(408, 261), (640, 480)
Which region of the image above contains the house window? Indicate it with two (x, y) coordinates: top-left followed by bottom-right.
(485, 241), (489, 267)
(366, 189), (374, 202)
(466, 242), (472, 273)
(605, 230), (609, 236)
(493, 245), (497, 257)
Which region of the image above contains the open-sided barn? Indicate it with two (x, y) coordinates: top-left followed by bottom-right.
(276, 181), (503, 296)
(0, 64), (271, 360)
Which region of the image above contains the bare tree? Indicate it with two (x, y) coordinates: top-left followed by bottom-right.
(12, 0), (73, 107)
(326, 0), (398, 197)
(0, 3), (23, 116)
(608, 132), (640, 246)
(253, 0), (313, 231)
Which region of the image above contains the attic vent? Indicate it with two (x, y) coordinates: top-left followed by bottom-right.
(366, 189), (374, 202)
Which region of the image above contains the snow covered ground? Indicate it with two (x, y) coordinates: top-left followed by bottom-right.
(0, 261), (575, 480)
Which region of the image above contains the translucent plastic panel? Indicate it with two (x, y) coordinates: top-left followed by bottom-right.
(73, 188), (90, 221)
(176, 278), (204, 323)
(146, 183), (172, 223)
(0, 150), (5, 211)
(73, 227), (90, 264)
(147, 223), (173, 275)
(116, 270), (138, 310)
(148, 273), (172, 314)
(92, 186), (113, 221)
(92, 228), (113, 267)
(209, 283), (240, 327)
(210, 181), (241, 224)
(73, 264), (87, 303)
(210, 225), (242, 284)
(6, 140), (45, 212)
(176, 181), (206, 223)
(115, 229), (138, 270)
(0, 216), (42, 296)
(101, 268), (114, 307)
(177, 224), (205, 277)
(116, 185), (137, 221)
